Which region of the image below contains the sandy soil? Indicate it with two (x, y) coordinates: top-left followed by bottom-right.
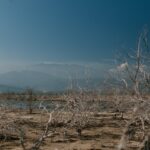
(0, 107), (149, 150)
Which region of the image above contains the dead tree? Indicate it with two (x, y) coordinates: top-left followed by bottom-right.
(20, 105), (60, 150)
(117, 29), (150, 149)
(65, 89), (94, 138)
(25, 88), (36, 114)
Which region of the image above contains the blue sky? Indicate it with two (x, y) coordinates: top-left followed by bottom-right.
(0, 0), (150, 64)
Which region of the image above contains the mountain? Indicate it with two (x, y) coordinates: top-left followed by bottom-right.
(0, 62), (114, 92)
(0, 70), (68, 91)
(27, 62), (114, 79)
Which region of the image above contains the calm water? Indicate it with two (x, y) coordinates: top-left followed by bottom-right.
(0, 99), (65, 110)
(0, 99), (115, 112)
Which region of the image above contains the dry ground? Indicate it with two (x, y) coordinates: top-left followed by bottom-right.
(0, 108), (149, 150)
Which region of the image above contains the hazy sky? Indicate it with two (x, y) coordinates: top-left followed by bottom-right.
(0, 0), (150, 64)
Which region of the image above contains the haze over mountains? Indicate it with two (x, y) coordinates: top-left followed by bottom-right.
(0, 61), (115, 92)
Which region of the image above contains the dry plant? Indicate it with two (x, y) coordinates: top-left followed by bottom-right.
(19, 104), (60, 150)
(0, 112), (20, 141)
(0, 99), (62, 150)
(64, 89), (97, 137)
(116, 29), (150, 150)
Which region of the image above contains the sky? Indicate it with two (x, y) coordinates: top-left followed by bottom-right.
(0, 0), (150, 65)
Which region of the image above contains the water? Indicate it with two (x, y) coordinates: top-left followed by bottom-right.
(0, 99), (65, 110)
(0, 99), (115, 112)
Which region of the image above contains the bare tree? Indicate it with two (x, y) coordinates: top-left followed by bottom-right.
(25, 88), (36, 114)
(19, 104), (60, 150)
(116, 29), (150, 149)
(65, 89), (96, 138)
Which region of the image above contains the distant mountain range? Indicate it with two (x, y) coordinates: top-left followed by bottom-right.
(0, 62), (114, 92)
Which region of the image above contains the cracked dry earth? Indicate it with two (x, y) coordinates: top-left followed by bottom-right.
(0, 109), (149, 150)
